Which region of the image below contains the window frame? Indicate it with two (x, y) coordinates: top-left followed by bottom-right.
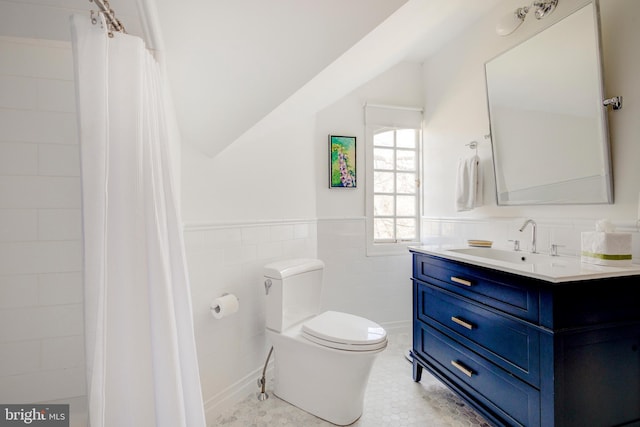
(365, 119), (422, 257)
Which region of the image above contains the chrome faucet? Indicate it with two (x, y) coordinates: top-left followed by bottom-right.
(519, 219), (537, 253)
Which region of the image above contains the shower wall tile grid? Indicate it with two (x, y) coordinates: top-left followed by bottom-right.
(0, 36), (85, 407)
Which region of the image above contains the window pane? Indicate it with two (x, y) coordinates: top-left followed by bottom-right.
(373, 148), (394, 170)
(374, 195), (394, 216)
(396, 218), (416, 240)
(374, 130), (394, 147)
(374, 218), (395, 240)
(396, 150), (415, 171)
(396, 173), (416, 194)
(397, 129), (416, 148)
(396, 195), (415, 216)
(374, 171), (394, 193)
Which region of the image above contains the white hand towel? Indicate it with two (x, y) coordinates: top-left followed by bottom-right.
(456, 155), (482, 211)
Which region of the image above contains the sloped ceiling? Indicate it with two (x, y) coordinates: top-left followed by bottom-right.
(154, 0), (409, 157)
(153, 0), (503, 157)
(0, 0), (503, 158)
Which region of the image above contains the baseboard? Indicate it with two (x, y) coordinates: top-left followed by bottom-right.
(380, 319), (411, 334)
(203, 362), (274, 423)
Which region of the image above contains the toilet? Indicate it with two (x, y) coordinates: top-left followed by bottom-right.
(263, 258), (387, 426)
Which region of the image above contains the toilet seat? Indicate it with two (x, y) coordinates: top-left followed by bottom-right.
(301, 311), (387, 351)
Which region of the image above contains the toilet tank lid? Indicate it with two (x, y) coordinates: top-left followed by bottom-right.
(264, 259), (324, 279)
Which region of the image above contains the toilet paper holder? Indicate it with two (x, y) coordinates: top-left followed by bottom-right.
(210, 293), (240, 318)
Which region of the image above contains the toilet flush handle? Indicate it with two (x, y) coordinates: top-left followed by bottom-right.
(264, 279), (272, 295)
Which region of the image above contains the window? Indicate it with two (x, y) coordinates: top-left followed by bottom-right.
(365, 105), (422, 256)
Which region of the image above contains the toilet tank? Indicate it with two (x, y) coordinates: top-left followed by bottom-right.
(263, 259), (324, 332)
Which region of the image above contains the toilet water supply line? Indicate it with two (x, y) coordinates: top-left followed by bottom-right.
(257, 346), (274, 401)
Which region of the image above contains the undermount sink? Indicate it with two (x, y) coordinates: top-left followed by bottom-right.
(448, 247), (552, 265)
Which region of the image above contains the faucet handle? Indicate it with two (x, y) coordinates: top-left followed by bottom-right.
(550, 244), (564, 256)
(508, 239), (521, 251)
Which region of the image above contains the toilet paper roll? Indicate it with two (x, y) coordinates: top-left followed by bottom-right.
(210, 294), (239, 319)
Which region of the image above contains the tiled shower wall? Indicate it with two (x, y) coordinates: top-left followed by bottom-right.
(0, 36), (85, 404)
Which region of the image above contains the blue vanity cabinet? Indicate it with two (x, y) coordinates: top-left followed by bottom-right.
(411, 251), (640, 427)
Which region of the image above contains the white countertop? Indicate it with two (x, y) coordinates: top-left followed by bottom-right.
(409, 245), (640, 283)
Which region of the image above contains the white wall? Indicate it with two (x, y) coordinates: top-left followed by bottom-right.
(313, 62), (423, 326)
(0, 36), (86, 422)
(179, 111), (321, 419)
(181, 118), (317, 223)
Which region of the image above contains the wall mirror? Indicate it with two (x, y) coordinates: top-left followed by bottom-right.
(485, 1), (613, 205)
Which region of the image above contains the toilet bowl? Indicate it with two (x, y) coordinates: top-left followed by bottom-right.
(263, 259), (387, 426)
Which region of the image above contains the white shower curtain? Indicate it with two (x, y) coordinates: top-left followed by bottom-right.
(70, 14), (206, 427)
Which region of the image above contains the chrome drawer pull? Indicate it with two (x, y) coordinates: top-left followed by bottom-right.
(451, 360), (474, 378)
(451, 316), (474, 330)
(451, 276), (472, 287)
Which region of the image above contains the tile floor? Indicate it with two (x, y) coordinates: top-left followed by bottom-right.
(213, 329), (491, 427)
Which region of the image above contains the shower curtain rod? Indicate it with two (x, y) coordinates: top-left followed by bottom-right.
(89, 0), (126, 35)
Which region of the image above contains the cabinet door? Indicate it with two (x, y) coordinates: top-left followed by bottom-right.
(553, 325), (640, 427)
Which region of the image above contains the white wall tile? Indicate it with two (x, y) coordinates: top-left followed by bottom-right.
(41, 335), (84, 370)
(0, 340), (40, 376)
(240, 226), (270, 244)
(293, 223), (310, 239)
(36, 78), (75, 112)
(0, 176), (80, 209)
(269, 224), (293, 241)
(0, 35), (84, 409)
(0, 109), (77, 144)
(256, 241), (282, 260)
(282, 239), (310, 258)
(0, 241), (41, 274)
(0, 304), (83, 341)
(0, 75), (36, 109)
(0, 142), (38, 175)
(0, 366), (85, 403)
(240, 244), (257, 263)
(38, 272), (82, 306)
(0, 274), (38, 308)
(0, 241), (81, 275)
(38, 144), (80, 176)
(207, 227), (242, 245)
(38, 209), (81, 240)
(0, 39), (73, 81)
(0, 209), (37, 241)
(35, 241), (82, 273)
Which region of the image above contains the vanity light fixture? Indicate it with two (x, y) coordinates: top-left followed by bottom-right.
(496, 0), (558, 36)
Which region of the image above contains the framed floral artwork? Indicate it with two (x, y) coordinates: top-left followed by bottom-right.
(329, 135), (356, 188)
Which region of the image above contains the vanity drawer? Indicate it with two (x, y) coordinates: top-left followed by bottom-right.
(416, 281), (540, 387)
(413, 253), (539, 322)
(416, 323), (540, 427)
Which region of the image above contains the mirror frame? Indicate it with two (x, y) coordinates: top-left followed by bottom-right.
(485, 0), (613, 206)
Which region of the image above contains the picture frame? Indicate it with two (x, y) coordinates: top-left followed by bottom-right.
(329, 135), (357, 188)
